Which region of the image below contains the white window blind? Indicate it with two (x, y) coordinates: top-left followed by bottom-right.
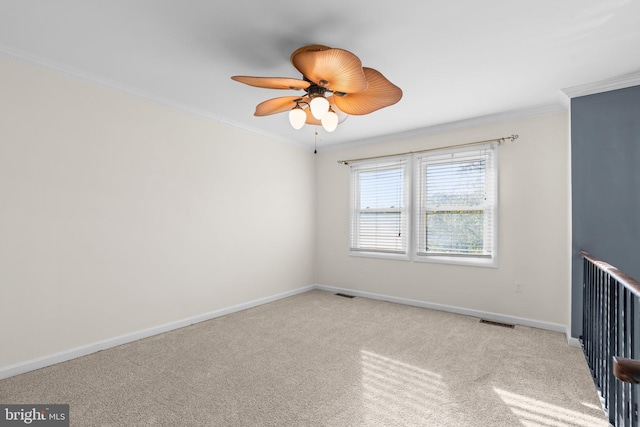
(414, 144), (496, 259)
(349, 158), (409, 255)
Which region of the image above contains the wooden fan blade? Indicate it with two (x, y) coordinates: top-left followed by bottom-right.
(254, 96), (302, 116)
(289, 45), (331, 62)
(231, 76), (310, 90)
(328, 96), (349, 124)
(333, 68), (402, 115)
(291, 47), (368, 93)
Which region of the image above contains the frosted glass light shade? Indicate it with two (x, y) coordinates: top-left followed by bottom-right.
(310, 96), (330, 120)
(321, 110), (339, 132)
(289, 107), (306, 129)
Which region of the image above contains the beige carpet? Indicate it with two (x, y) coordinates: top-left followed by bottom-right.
(0, 290), (608, 426)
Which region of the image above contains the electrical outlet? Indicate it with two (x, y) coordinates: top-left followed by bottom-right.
(515, 281), (524, 293)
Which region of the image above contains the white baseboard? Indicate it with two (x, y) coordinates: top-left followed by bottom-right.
(566, 336), (582, 348)
(314, 284), (569, 334)
(0, 285), (313, 380)
(1, 283), (579, 380)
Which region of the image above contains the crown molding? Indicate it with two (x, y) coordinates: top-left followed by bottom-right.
(0, 45), (313, 150)
(10, 44), (615, 153)
(319, 102), (567, 152)
(562, 70), (640, 99)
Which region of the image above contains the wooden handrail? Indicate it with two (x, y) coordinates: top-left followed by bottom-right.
(613, 357), (640, 384)
(580, 251), (640, 298)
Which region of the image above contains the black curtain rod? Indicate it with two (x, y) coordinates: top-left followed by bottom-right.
(337, 134), (519, 165)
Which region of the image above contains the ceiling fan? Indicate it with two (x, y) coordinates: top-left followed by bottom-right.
(231, 44), (402, 133)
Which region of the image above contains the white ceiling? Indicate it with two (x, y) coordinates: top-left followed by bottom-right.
(1, 0), (639, 149)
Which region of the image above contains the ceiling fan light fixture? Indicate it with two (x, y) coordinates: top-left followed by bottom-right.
(309, 96), (330, 120)
(232, 44), (402, 137)
(321, 108), (339, 132)
(289, 105), (307, 130)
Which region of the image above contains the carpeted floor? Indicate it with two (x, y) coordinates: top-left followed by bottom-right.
(0, 290), (609, 426)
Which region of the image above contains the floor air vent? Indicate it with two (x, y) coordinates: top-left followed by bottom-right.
(480, 319), (515, 329)
(335, 293), (355, 299)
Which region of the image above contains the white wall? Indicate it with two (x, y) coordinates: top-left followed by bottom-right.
(0, 54), (572, 373)
(0, 57), (316, 370)
(315, 112), (571, 328)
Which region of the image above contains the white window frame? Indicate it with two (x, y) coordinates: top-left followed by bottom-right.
(413, 144), (498, 267)
(349, 157), (411, 260)
(348, 144), (498, 268)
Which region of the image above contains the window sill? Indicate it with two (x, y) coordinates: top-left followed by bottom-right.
(349, 251), (410, 261)
(414, 254), (497, 268)
(348, 250), (497, 267)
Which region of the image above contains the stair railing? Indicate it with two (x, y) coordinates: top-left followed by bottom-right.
(581, 250), (640, 426)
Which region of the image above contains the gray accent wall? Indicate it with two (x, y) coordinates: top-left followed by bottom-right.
(571, 85), (640, 338)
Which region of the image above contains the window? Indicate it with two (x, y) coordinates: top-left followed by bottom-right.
(349, 158), (410, 257)
(414, 145), (497, 265)
(349, 144), (497, 267)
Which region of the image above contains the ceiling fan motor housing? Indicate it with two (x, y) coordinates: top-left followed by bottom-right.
(307, 84), (327, 100)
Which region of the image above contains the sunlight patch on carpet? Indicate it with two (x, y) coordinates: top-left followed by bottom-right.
(361, 350), (445, 425)
(493, 387), (609, 427)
